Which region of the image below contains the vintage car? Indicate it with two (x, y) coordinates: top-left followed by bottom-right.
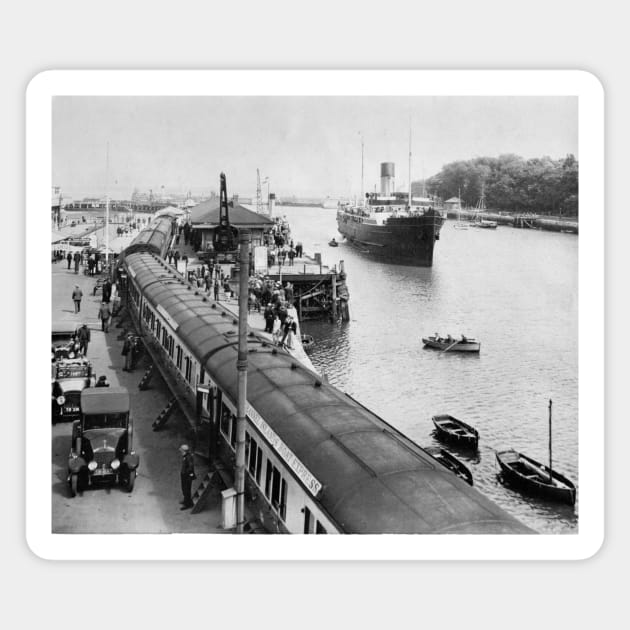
(52, 321), (81, 361)
(67, 387), (139, 497)
(52, 358), (96, 424)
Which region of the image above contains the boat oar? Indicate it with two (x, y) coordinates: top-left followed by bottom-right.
(441, 339), (459, 354)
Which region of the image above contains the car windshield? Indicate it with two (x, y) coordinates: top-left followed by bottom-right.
(83, 413), (127, 430)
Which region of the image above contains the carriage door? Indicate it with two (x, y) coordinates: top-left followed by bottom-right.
(195, 385), (214, 460)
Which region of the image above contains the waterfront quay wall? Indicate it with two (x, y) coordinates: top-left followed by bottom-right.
(446, 209), (578, 233)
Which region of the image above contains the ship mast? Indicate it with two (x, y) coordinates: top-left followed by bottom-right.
(360, 131), (364, 207)
(256, 168), (263, 214)
(548, 399), (553, 484)
(408, 123), (412, 210)
(105, 142), (110, 268)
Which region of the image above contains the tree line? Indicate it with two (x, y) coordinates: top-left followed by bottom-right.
(415, 154), (578, 217)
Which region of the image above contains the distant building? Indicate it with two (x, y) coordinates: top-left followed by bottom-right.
(190, 199), (275, 253)
(444, 197), (462, 211)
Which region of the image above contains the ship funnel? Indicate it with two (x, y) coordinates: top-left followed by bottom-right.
(380, 162), (395, 196)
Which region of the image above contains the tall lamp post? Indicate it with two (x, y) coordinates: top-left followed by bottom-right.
(235, 229), (251, 534)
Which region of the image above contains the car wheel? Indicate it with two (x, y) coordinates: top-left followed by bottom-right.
(126, 469), (136, 493)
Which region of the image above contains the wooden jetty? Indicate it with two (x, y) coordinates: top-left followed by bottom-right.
(265, 253), (350, 322)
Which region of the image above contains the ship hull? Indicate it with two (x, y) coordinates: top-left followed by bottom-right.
(337, 210), (443, 266)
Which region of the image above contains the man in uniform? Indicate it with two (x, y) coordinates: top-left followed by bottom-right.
(77, 323), (90, 356)
(121, 333), (134, 371)
(72, 285), (83, 313)
(179, 444), (196, 510)
(98, 300), (112, 332)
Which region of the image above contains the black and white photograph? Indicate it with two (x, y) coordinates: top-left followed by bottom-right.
(27, 70), (602, 560)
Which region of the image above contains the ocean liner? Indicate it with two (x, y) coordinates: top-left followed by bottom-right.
(336, 162), (444, 266)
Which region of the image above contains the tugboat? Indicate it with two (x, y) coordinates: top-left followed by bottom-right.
(328, 238), (338, 247)
(336, 162), (444, 266)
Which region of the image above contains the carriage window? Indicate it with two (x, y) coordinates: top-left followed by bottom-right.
(219, 405), (231, 440)
(199, 368), (205, 384)
(303, 507), (311, 534)
(185, 357), (192, 382)
(176, 346), (183, 370)
(316, 521), (327, 534)
(156, 320), (161, 337)
(265, 462), (287, 521)
(248, 436), (263, 485)
(168, 336), (174, 359)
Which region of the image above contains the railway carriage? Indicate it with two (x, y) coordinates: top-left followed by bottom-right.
(121, 214), (177, 259)
(118, 218), (533, 534)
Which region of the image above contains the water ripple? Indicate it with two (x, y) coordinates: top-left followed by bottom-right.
(293, 208), (578, 533)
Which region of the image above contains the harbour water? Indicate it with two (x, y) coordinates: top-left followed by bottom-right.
(284, 205), (578, 534)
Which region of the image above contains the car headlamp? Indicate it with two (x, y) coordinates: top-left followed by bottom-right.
(68, 351), (75, 358)
(110, 459), (120, 470)
(87, 461), (98, 471)
(56, 395), (65, 406)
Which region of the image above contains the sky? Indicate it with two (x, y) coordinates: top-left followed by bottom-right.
(52, 95), (578, 200)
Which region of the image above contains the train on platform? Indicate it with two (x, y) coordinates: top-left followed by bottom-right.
(117, 211), (533, 534)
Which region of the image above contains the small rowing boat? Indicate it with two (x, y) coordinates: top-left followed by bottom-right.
(432, 414), (479, 450)
(495, 400), (576, 505)
(425, 447), (473, 486)
(495, 449), (576, 505)
(422, 335), (480, 353)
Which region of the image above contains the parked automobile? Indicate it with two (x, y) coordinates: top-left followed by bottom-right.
(52, 357), (95, 424)
(52, 321), (80, 361)
(67, 387), (139, 497)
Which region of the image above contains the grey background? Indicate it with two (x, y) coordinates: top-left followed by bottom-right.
(6, 1), (622, 628)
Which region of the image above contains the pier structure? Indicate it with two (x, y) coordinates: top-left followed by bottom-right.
(446, 208), (578, 233)
(263, 255), (349, 322)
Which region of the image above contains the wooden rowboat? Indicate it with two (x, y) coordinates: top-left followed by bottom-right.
(425, 447), (473, 486)
(422, 335), (480, 353)
(495, 449), (576, 506)
(432, 414), (479, 451)
(496, 400), (576, 506)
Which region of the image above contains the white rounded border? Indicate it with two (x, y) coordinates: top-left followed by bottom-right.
(27, 70), (603, 560)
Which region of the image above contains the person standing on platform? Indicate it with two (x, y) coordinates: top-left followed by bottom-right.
(66, 252), (72, 269)
(98, 300), (112, 332)
(77, 323), (90, 356)
(72, 285), (83, 313)
(179, 444), (195, 510)
(122, 333), (134, 371)
(102, 278), (112, 303)
(296, 241), (303, 258)
(285, 282), (294, 306)
(281, 315), (297, 348)
(264, 303), (275, 333)
(73, 251), (81, 274)
(214, 279), (220, 301)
